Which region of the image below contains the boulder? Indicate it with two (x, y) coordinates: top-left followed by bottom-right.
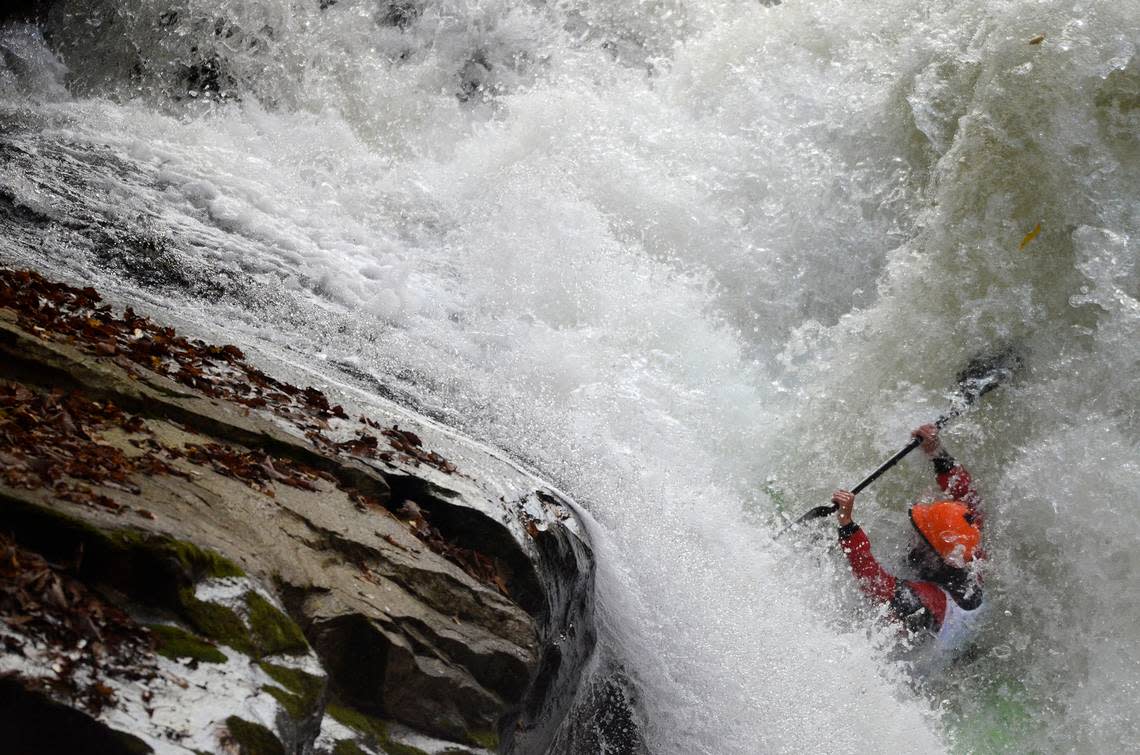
(0, 268), (595, 753)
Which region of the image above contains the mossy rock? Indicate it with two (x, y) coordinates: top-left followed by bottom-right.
(259, 662), (324, 719)
(224, 716), (285, 755)
(259, 662), (324, 700)
(382, 740), (432, 755)
(171, 587), (308, 659)
(263, 686), (309, 721)
(465, 730), (499, 751)
(332, 741), (369, 755)
(111, 531), (244, 581)
(325, 703), (430, 755)
(246, 590), (308, 656)
(148, 623), (227, 664)
(327, 703), (388, 741)
(0, 495), (241, 587)
(0, 499), (269, 655)
(177, 587), (253, 655)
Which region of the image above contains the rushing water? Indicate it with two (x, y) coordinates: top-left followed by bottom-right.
(1, 0), (1138, 751)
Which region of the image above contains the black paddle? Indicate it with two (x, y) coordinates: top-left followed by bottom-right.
(777, 348), (1022, 537)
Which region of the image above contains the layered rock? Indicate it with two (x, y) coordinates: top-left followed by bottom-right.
(0, 269), (595, 754)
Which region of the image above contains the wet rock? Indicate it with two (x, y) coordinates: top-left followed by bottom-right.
(0, 678), (153, 755)
(548, 667), (648, 755)
(0, 0), (50, 25)
(458, 52), (494, 103)
(379, 1), (421, 30)
(0, 268), (596, 753)
(176, 51), (238, 101)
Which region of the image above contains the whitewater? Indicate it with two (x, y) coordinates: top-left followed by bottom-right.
(1, 0), (1137, 751)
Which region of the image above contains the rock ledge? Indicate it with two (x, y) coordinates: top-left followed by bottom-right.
(0, 269), (595, 754)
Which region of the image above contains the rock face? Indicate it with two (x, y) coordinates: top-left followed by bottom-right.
(0, 269), (595, 754)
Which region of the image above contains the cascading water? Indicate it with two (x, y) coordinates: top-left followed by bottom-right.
(1, 0), (1137, 751)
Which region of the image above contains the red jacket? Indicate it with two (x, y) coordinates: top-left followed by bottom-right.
(838, 453), (982, 632)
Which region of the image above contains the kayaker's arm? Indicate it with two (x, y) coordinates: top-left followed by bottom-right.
(833, 490), (894, 601)
(833, 489), (948, 629)
(914, 423), (983, 529)
(837, 521), (896, 602)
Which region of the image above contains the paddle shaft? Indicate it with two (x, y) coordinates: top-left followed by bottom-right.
(776, 346), (1020, 536)
(850, 436), (921, 496)
(783, 412), (959, 529)
(851, 409), (959, 496)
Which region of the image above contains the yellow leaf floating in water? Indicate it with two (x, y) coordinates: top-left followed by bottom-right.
(1019, 223), (1042, 250)
(1028, 34), (1046, 45)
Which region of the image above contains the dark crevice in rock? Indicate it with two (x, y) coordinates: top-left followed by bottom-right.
(309, 614), (392, 715)
(383, 472), (544, 615)
(275, 509), (385, 567)
(400, 614), (530, 702)
(0, 1), (51, 25)
(260, 663), (329, 754)
(0, 677), (153, 755)
(0, 492), (239, 639)
(302, 599), (512, 744)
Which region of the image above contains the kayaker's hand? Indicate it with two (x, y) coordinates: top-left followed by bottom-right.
(832, 489), (855, 527)
(912, 423), (941, 454)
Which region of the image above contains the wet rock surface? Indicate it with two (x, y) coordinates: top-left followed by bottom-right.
(0, 268), (596, 754)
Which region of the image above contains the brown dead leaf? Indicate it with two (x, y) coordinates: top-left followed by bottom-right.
(1019, 222), (1042, 250)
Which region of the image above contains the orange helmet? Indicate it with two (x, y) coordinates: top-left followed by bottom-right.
(909, 500), (981, 568)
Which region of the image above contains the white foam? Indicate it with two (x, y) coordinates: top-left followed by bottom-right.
(3, 0), (1138, 750)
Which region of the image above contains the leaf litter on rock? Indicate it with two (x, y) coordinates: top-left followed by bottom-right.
(0, 268), (513, 598)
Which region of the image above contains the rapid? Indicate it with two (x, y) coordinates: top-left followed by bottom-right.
(1, 0), (1137, 751)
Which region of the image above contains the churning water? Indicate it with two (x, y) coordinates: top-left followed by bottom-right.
(1, 0), (1138, 751)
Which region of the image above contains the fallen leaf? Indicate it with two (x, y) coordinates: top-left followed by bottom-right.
(1019, 222), (1041, 250)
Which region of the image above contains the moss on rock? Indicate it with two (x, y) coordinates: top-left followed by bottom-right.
(245, 590), (308, 656)
(258, 661), (324, 719)
(325, 703), (430, 755)
(326, 703), (388, 741)
(332, 741), (369, 755)
(148, 623), (227, 664)
(177, 587), (253, 654)
(169, 586), (308, 661)
(262, 685), (308, 720)
(466, 730), (499, 751)
(224, 716), (285, 755)
(259, 661), (324, 700)
(382, 740), (431, 755)
(111, 531), (244, 581)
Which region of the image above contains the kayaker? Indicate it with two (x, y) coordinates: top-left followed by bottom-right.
(831, 423), (985, 654)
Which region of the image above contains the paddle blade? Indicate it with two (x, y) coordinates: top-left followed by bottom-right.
(956, 346), (1024, 405)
